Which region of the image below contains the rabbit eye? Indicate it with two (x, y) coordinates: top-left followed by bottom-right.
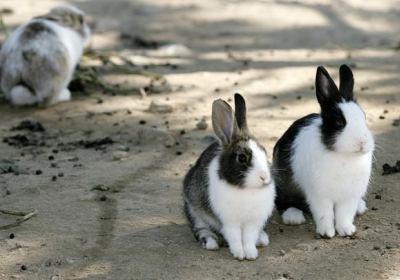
(335, 120), (344, 128)
(238, 154), (247, 164)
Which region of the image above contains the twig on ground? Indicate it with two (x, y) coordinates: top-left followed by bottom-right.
(0, 209), (31, 216)
(0, 209), (38, 230)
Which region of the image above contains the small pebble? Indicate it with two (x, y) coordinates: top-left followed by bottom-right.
(48, 155), (55, 161)
(21, 265), (27, 271)
(278, 250), (286, 256)
(375, 194), (382, 200)
(51, 163), (58, 168)
(196, 121), (208, 130)
(295, 243), (310, 252)
(100, 195), (107, 201)
(379, 116), (385, 120)
(297, 95), (302, 100)
(52, 176), (57, 182)
(113, 151), (128, 161)
(372, 207), (378, 211)
(176, 151), (183, 155)
(386, 245), (393, 250)
(180, 130), (186, 135)
(52, 149), (58, 154)
(314, 245), (322, 251)
(149, 100), (174, 113)
(384, 110), (389, 114)
(78, 193), (96, 201)
(6, 190), (11, 195)
(35, 170), (43, 175)
(139, 120), (146, 125)
(373, 245), (380, 250)
(58, 172), (64, 177)
(9, 233), (15, 239)
(279, 228), (284, 233)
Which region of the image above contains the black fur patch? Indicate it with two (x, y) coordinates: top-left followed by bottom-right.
(320, 104), (347, 151)
(273, 114), (319, 212)
(219, 139), (253, 188)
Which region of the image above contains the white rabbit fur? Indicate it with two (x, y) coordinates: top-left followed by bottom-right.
(208, 139), (275, 259)
(290, 108), (373, 237)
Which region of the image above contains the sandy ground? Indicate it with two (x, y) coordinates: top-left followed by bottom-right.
(0, 0), (400, 279)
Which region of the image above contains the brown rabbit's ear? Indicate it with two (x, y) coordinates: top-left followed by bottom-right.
(234, 93), (249, 134)
(212, 99), (238, 144)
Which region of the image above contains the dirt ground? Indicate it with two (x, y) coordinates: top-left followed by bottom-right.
(0, 0), (400, 279)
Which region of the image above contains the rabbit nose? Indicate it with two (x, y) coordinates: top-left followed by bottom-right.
(260, 171), (269, 182)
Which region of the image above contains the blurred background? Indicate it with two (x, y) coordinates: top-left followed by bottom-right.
(0, 0), (399, 279)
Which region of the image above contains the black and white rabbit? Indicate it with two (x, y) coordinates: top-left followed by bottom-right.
(0, 5), (90, 106)
(273, 65), (374, 238)
(183, 93), (276, 260)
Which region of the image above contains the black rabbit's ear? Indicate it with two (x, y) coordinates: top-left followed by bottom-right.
(339, 64), (354, 101)
(212, 99), (238, 144)
(315, 66), (341, 108)
(234, 93), (249, 134)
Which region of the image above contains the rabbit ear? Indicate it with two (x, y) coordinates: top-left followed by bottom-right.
(339, 64), (354, 101)
(234, 93), (249, 134)
(212, 99), (238, 144)
(315, 66), (341, 108)
(35, 13), (62, 23)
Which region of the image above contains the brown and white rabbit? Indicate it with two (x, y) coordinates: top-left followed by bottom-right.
(183, 93), (276, 260)
(0, 5), (90, 106)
